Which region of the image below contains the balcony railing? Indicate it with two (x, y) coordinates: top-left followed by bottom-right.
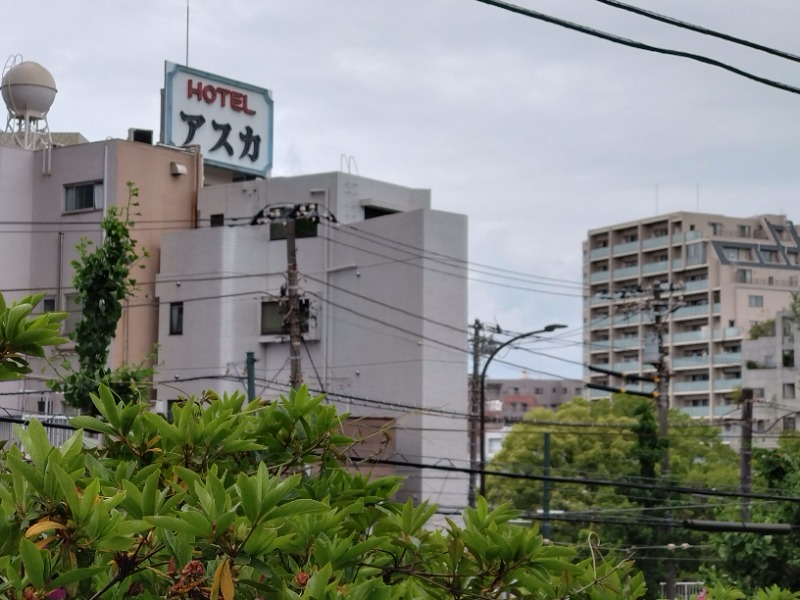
(642, 235), (669, 250)
(679, 404), (739, 419)
(590, 271), (610, 283)
(713, 377), (742, 391)
(712, 353), (742, 365)
(683, 279), (708, 292)
(590, 246), (610, 260)
(642, 260), (669, 274)
(612, 266), (639, 279)
(673, 380), (710, 393)
(612, 241), (639, 255)
(672, 356), (710, 369)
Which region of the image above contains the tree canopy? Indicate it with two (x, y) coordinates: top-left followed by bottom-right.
(486, 395), (739, 597)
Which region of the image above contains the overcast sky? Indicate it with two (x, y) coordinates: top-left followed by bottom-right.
(8, 0), (800, 379)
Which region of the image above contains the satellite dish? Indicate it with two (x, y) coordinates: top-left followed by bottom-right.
(1, 60), (57, 119)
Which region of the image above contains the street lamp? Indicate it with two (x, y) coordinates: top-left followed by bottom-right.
(478, 323), (567, 499)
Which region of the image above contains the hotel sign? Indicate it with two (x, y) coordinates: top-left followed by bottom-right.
(163, 61), (273, 176)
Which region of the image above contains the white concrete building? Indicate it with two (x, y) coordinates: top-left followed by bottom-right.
(155, 172), (469, 509)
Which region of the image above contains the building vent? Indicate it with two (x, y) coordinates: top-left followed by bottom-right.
(128, 128), (153, 144)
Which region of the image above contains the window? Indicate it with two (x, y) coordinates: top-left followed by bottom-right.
(738, 224), (751, 238)
(783, 349), (795, 368)
(209, 213), (225, 227)
(735, 269), (752, 283)
(65, 182), (103, 213)
(748, 295), (763, 308)
(709, 222), (722, 235)
(42, 297), (56, 313)
(169, 302), (184, 335)
(784, 416), (796, 432)
(783, 383), (796, 400)
(270, 219), (317, 241)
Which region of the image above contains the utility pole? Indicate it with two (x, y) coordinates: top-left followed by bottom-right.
(285, 217), (303, 390)
(740, 387), (754, 521)
(249, 202), (337, 393)
(602, 280), (681, 600)
(468, 319), (485, 508)
(651, 281), (670, 478)
(542, 431), (552, 540)
(648, 281), (677, 600)
(246, 351), (256, 401)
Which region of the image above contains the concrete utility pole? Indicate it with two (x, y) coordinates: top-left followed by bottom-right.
(468, 319), (485, 508)
(285, 218), (303, 390)
(651, 282), (670, 478)
(648, 281), (679, 600)
(249, 202), (337, 393)
(740, 387), (754, 522)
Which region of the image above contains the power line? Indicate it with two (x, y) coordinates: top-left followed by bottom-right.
(472, 0), (800, 97)
(592, 0), (800, 65)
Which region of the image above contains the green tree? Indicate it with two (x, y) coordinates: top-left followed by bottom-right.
(486, 395), (738, 597)
(50, 181), (152, 412)
(708, 434), (800, 592)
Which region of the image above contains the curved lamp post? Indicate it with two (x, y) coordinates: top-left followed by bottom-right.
(478, 323), (567, 499)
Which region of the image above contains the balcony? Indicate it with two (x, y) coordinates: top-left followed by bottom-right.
(712, 353), (742, 365)
(613, 313), (639, 326)
(679, 404), (739, 419)
(673, 304), (711, 319)
(613, 338), (640, 350)
(672, 258), (683, 269)
(590, 246), (610, 260)
(612, 240), (639, 255)
(673, 380), (710, 393)
(672, 356), (710, 369)
(713, 377), (742, 391)
(642, 260), (669, 274)
(590, 295), (610, 305)
(612, 266), (639, 280)
(684, 279), (708, 292)
(613, 360), (641, 372)
(642, 235), (669, 250)
(590, 271), (610, 283)
(590, 316), (611, 329)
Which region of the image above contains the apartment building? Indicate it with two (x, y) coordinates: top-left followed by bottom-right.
(738, 309), (800, 447)
(483, 377), (584, 419)
(584, 212), (800, 419)
(0, 136), (199, 415)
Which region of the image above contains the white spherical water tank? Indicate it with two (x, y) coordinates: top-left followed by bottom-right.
(1, 61), (57, 119)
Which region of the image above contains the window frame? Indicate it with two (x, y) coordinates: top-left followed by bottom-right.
(64, 181), (103, 213)
(169, 302), (184, 335)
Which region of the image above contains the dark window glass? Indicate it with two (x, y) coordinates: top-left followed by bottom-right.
(169, 302), (184, 335)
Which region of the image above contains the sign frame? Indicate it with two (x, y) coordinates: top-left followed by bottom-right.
(163, 61), (273, 177)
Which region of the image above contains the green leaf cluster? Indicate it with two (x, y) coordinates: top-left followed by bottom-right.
(0, 385), (649, 600)
(0, 292), (67, 381)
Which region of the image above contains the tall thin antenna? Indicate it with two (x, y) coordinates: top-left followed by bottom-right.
(185, 0), (190, 66)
